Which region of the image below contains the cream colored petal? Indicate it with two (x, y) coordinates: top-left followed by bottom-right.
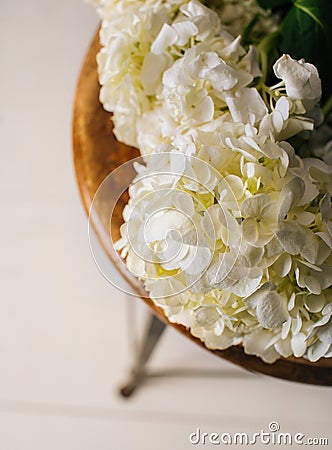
(271, 253), (292, 277)
(291, 332), (307, 357)
(242, 217), (259, 244)
(151, 23), (177, 54)
(241, 194), (271, 218)
(276, 221), (305, 255)
(191, 94), (214, 122)
(173, 21), (198, 46)
(256, 291), (288, 329)
(308, 339), (331, 362)
(278, 177), (305, 222)
(305, 294), (325, 313)
(275, 338), (292, 358)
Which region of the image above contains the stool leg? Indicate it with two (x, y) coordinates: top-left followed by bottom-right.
(119, 313), (166, 397)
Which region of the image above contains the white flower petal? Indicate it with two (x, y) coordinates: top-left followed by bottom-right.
(288, 293), (296, 311)
(163, 60), (181, 87)
(151, 23), (177, 54)
(208, 60), (239, 91)
(244, 282), (276, 308)
(181, 245), (211, 275)
(173, 192), (195, 216)
(241, 45), (262, 78)
(291, 315), (302, 336)
(191, 94), (214, 122)
(230, 275), (262, 297)
(242, 218), (259, 245)
(296, 210), (315, 226)
(305, 294), (325, 313)
(256, 291), (288, 329)
(281, 317), (292, 338)
(173, 21), (198, 46)
(300, 228), (320, 264)
(225, 88), (267, 124)
(243, 330), (280, 363)
(273, 54), (321, 105)
(275, 338), (293, 358)
(242, 194), (271, 218)
(202, 205), (240, 246)
(194, 306), (220, 329)
(278, 177), (305, 222)
(276, 221), (305, 255)
(240, 244), (264, 268)
(271, 253), (292, 277)
(140, 52), (171, 95)
(308, 339), (331, 362)
(126, 251), (146, 277)
(202, 329), (242, 351)
(291, 332), (307, 357)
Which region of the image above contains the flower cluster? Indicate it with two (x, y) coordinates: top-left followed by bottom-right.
(93, 0), (332, 363)
(95, 0), (277, 152)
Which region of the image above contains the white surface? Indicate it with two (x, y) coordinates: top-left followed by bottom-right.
(0, 1), (331, 449)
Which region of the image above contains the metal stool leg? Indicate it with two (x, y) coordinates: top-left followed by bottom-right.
(120, 313), (166, 397)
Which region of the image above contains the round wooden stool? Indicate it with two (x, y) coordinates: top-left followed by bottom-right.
(72, 29), (332, 390)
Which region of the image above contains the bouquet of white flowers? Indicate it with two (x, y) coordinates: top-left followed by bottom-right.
(90, 0), (332, 363)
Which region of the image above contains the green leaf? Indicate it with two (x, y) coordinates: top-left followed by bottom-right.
(257, 30), (281, 82)
(279, 0), (332, 101)
(256, 0), (291, 9)
(242, 14), (259, 46)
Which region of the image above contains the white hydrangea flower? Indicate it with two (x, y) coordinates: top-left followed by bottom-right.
(116, 140), (332, 362)
(210, 0), (278, 39)
(180, 0), (221, 41)
(259, 96), (314, 141)
(91, 0), (331, 363)
(95, 0), (322, 156)
(224, 88), (267, 125)
(159, 41), (255, 130)
(241, 194), (278, 247)
(307, 303), (332, 362)
(273, 54), (322, 111)
(95, 0), (191, 147)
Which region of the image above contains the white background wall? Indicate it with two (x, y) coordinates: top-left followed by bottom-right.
(0, 1), (331, 449)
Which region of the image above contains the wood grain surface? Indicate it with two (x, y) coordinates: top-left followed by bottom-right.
(72, 29), (332, 386)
